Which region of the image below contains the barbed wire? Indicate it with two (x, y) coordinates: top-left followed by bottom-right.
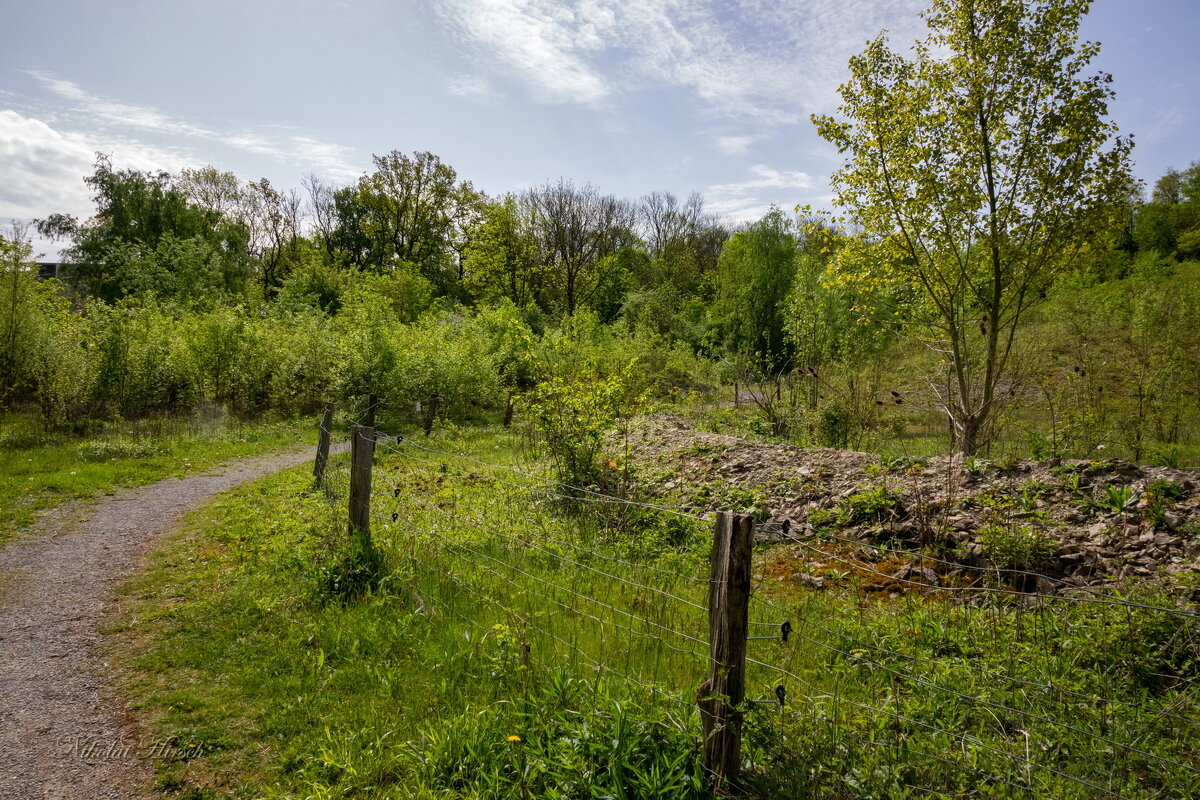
(740, 602), (1199, 776)
(398, 540), (693, 708)
(748, 590), (1200, 727)
(372, 509), (710, 654)
(376, 441), (712, 585)
(405, 496), (709, 613)
(317, 413), (1197, 793)
(745, 656), (1124, 798)
(379, 435), (711, 522)
(763, 520), (1200, 615)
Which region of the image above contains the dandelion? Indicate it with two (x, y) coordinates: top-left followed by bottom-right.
(506, 735), (522, 743)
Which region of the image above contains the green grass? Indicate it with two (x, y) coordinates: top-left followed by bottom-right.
(112, 426), (1200, 799)
(0, 411), (317, 543)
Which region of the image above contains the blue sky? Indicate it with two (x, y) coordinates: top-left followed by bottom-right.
(2, 0), (1197, 258)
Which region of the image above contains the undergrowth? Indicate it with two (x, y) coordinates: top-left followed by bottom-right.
(112, 426), (1200, 799)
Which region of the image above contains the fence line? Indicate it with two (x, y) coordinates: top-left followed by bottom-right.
(374, 507), (710, 653)
(316, 417), (1198, 796)
(748, 589), (1200, 727)
(397, 535), (695, 709)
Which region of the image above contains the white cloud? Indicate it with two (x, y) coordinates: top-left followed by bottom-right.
(25, 71), (362, 180)
(287, 137), (361, 183)
(704, 163), (816, 223)
(1139, 104), (1186, 145)
(713, 134), (762, 155)
(446, 74), (503, 103)
(433, 0), (928, 121)
(437, 0), (611, 105)
(0, 109), (190, 222)
(26, 70), (217, 138)
(0, 109), (199, 258)
(708, 163), (813, 196)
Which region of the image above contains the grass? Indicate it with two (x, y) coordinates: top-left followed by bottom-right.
(111, 425), (1200, 799)
(0, 410), (318, 544)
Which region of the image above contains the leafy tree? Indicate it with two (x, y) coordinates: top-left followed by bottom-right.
(56, 156), (250, 302)
(525, 179), (638, 317)
(711, 208), (797, 375)
(332, 150), (473, 291)
(0, 229), (42, 406)
(461, 195), (543, 308)
(813, 0), (1132, 454)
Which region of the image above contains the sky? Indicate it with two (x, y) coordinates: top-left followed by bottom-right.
(2, 0), (1198, 259)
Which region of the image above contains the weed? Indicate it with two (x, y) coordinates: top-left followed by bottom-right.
(1097, 485), (1137, 515)
(838, 484), (905, 527)
(310, 527), (386, 602)
(1147, 479), (1187, 502)
(1015, 480), (1049, 513)
(979, 519), (1057, 570)
(1152, 448), (1184, 469)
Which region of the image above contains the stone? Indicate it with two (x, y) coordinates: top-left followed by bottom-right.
(792, 573), (826, 590)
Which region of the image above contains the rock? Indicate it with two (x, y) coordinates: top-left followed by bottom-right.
(890, 563), (938, 584)
(791, 573), (826, 590)
(1035, 577), (1058, 595)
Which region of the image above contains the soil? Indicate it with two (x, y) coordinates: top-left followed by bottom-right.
(0, 447), (338, 800)
(625, 415), (1200, 599)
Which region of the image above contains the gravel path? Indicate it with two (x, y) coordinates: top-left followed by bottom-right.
(0, 447), (334, 800)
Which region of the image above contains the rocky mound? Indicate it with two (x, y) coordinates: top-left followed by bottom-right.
(625, 415), (1200, 596)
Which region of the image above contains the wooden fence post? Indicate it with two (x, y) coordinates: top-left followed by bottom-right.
(313, 402), (334, 484)
(348, 425), (376, 536)
(423, 394), (441, 436)
(699, 511), (755, 793)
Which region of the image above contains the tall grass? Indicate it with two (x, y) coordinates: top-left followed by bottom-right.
(114, 426), (1200, 798)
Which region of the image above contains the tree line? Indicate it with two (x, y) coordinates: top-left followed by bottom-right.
(6, 0), (1200, 462)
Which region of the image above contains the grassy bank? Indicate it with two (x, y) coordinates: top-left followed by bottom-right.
(112, 426), (1199, 798)
(0, 411), (317, 543)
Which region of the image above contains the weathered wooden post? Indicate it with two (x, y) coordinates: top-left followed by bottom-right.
(348, 425), (376, 536)
(699, 511), (755, 793)
(423, 394), (441, 436)
(313, 402), (334, 485)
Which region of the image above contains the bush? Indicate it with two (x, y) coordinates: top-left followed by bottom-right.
(528, 362), (645, 496)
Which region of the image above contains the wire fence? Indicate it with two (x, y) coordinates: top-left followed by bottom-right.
(316, 421), (1200, 797)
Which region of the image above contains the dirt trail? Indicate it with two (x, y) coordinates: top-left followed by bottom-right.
(0, 447), (333, 800)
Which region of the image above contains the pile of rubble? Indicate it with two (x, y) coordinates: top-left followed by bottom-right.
(624, 415), (1200, 593)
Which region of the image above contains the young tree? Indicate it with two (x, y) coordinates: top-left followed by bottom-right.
(813, 0), (1132, 454)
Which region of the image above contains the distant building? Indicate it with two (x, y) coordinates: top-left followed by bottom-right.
(36, 262), (61, 280)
